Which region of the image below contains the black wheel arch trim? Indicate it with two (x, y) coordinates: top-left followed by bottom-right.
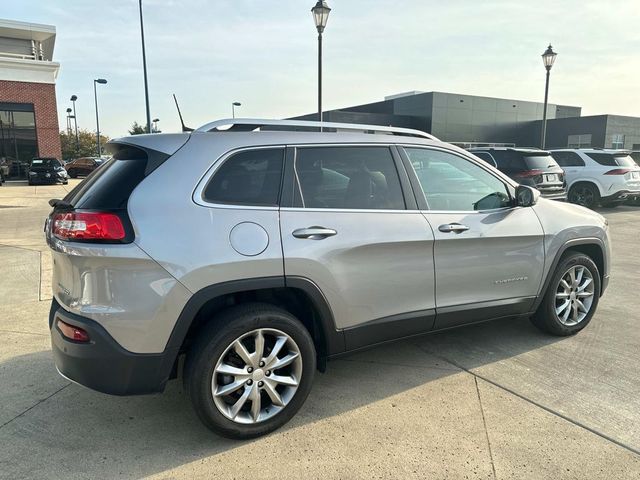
(533, 237), (607, 312)
(162, 276), (345, 380)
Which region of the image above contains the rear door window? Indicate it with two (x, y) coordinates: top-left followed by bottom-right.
(203, 148), (284, 206)
(551, 151), (585, 167)
(295, 146), (405, 210)
(472, 152), (497, 167)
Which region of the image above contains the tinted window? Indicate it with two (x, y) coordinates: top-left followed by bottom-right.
(551, 151), (585, 167)
(296, 147), (404, 210)
(472, 152), (496, 166)
(204, 148), (284, 206)
(31, 158), (60, 168)
(586, 152), (636, 167)
(405, 148), (511, 211)
(523, 154), (558, 170)
(630, 152), (640, 164)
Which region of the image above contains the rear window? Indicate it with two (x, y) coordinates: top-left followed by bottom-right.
(586, 152), (636, 167)
(63, 146), (148, 209)
(31, 158), (60, 168)
(203, 148), (284, 206)
(523, 155), (558, 170)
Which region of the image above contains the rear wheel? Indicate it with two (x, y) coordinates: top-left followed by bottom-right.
(531, 253), (600, 336)
(568, 183), (600, 209)
(186, 303), (316, 439)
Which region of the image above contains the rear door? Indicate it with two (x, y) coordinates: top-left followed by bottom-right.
(400, 146), (545, 329)
(280, 145), (436, 351)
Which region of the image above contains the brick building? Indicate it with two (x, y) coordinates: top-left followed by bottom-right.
(0, 19), (61, 180)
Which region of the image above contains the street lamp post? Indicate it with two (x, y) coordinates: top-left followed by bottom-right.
(93, 78), (107, 156)
(139, 0), (152, 133)
(540, 44), (557, 149)
(232, 101), (241, 118)
(66, 108), (72, 136)
(152, 118), (160, 133)
(70, 95), (79, 150)
(311, 1), (331, 130)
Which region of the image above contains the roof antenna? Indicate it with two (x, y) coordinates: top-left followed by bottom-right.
(173, 94), (194, 132)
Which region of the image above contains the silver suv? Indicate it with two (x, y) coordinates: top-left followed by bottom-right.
(46, 119), (611, 439)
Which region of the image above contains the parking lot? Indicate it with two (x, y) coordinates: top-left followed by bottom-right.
(0, 179), (639, 479)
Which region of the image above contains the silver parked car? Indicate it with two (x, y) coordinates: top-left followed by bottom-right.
(46, 119), (611, 439)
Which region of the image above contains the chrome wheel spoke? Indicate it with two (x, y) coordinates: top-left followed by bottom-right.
(577, 291), (593, 298)
(216, 362), (246, 376)
(252, 330), (265, 365)
(269, 374), (298, 387)
(249, 385), (261, 422)
(263, 380), (285, 407)
(215, 378), (248, 397)
(269, 352), (300, 371)
(576, 299), (588, 313)
(556, 292), (570, 299)
(229, 386), (252, 419)
(560, 279), (571, 291)
(263, 336), (288, 366)
(233, 340), (253, 366)
(577, 277), (592, 292)
(556, 299), (570, 316)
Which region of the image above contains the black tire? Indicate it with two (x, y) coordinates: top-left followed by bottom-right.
(69, 170), (77, 178)
(568, 183), (600, 209)
(185, 302), (316, 439)
(531, 253), (601, 336)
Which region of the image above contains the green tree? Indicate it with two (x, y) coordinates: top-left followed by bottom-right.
(128, 121), (148, 135)
(60, 129), (110, 160)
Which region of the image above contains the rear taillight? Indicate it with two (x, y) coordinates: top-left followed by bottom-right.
(516, 169), (544, 178)
(52, 211), (125, 241)
(57, 319), (90, 342)
(604, 169), (632, 175)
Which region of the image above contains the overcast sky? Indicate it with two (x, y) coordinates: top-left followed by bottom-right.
(5, 0), (640, 138)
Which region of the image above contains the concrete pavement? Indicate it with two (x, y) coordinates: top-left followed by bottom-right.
(0, 180), (638, 479)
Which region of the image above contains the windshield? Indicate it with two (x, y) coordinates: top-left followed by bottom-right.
(31, 158), (60, 168)
(524, 155), (559, 170)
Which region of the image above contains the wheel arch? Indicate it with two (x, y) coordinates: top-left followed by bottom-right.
(533, 238), (606, 312)
(567, 179), (605, 197)
(161, 276), (344, 380)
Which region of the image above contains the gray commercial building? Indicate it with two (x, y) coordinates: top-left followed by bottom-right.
(291, 91), (640, 150)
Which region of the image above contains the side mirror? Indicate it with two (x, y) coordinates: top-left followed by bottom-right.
(515, 185), (540, 207)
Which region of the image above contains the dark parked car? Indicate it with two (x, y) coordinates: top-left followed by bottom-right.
(28, 157), (69, 185)
(468, 147), (566, 201)
(65, 157), (105, 178)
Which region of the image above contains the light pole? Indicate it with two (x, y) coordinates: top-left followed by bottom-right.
(152, 118), (160, 133)
(232, 101), (241, 118)
(311, 1), (330, 129)
(70, 95), (79, 150)
(540, 44), (557, 149)
(93, 78), (107, 156)
(66, 108), (72, 135)
(139, 0), (152, 133)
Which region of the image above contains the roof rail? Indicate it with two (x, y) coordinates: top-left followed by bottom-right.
(194, 118), (437, 140)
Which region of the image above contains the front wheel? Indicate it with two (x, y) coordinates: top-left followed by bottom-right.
(531, 253), (600, 336)
(186, 303), (316, 439)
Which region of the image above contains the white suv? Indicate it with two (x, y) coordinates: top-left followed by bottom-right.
(550, 149), (640, 208)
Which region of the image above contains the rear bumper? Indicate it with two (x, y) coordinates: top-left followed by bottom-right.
(49, 299), (175, 396)
(601, 190), (639, 203)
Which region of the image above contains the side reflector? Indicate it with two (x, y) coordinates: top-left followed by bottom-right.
(57, 319), (90, 342)
(52, 212), (125, 241)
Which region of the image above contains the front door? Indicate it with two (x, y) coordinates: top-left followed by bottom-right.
(280, 145), (436, 350)
(401, 146), (545, 329)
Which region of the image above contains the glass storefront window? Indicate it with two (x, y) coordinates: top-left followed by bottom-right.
(0, 103), (38, 180)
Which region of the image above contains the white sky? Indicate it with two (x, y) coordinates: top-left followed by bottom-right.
(5, 0), (640, 138)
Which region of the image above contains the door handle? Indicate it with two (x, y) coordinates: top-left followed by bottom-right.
(292, 226), (337, 240)
(438, 223), (470, 234)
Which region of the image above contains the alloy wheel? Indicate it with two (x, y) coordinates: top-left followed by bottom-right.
(555, 265), (595, 326)
(211, 328), (303, 424)
(570, 186), (595, 207)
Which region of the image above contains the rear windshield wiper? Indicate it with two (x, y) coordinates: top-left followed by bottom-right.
(48, 198), (74, 210)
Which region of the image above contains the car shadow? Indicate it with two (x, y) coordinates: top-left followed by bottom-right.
(0, 315), (562, 478)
